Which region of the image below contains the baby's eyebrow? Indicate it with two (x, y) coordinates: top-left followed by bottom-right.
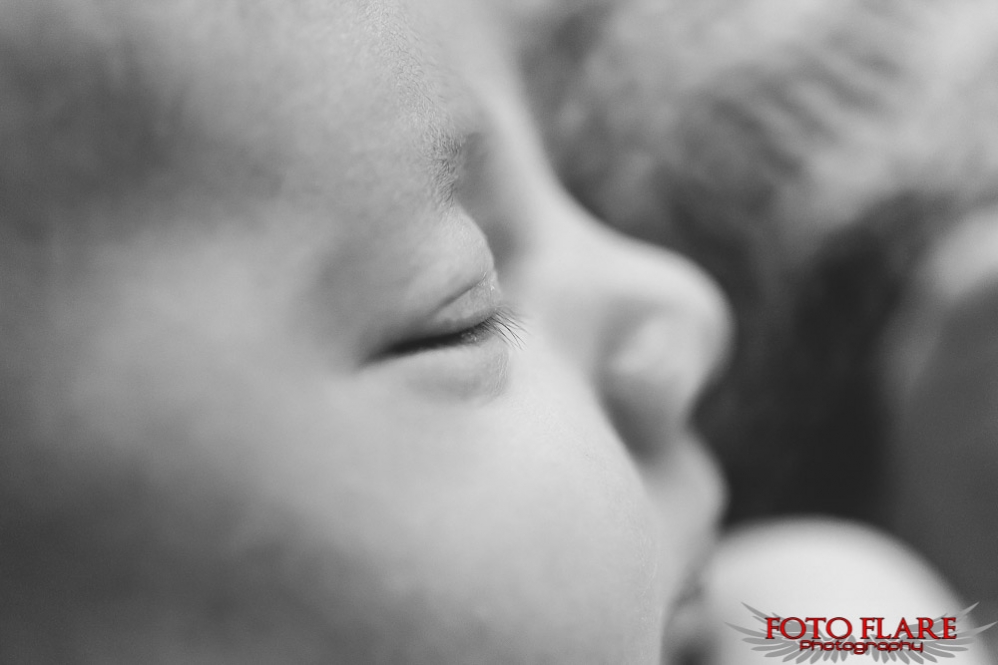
(425, 96), (488, 208)
(428, 129), (467, 206)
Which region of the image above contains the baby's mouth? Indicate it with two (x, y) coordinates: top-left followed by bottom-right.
(660, 545), (718, 665)
(661, 581), (712, 665)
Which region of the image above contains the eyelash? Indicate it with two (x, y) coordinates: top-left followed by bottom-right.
(388, 307), (525, 356)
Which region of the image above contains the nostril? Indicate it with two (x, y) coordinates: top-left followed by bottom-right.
(601, 314), (720, 461)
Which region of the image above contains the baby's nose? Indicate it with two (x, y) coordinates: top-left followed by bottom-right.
(474, 84), (733, 460)
(596, 241), (733, 461)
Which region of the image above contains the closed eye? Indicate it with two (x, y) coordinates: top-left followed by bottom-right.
(385, 306), (525, 357)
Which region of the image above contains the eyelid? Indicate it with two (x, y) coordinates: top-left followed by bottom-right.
(378, 270), (508, 358)
(367, 269), (523, 399)
(420, 270), (503, 338)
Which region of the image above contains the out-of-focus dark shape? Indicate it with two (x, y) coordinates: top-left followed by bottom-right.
(516, 0), (998, 620)
(882, 210), (998, 646)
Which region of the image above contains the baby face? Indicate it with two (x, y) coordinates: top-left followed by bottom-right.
(0, 0), (731, 662)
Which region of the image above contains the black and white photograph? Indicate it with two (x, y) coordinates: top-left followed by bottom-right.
(1, 0), (996, 662)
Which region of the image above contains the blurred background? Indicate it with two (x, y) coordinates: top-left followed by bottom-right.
(512, 0), (998, 653)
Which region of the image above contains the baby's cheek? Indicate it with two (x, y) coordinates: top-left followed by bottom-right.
(470, 343), (669, 660)
(24, 259), (663, 665)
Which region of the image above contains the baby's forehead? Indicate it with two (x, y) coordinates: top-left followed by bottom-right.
(0, 0), (482, 240)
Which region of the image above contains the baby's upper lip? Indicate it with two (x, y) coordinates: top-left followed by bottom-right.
(652, 437), (724, 654)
